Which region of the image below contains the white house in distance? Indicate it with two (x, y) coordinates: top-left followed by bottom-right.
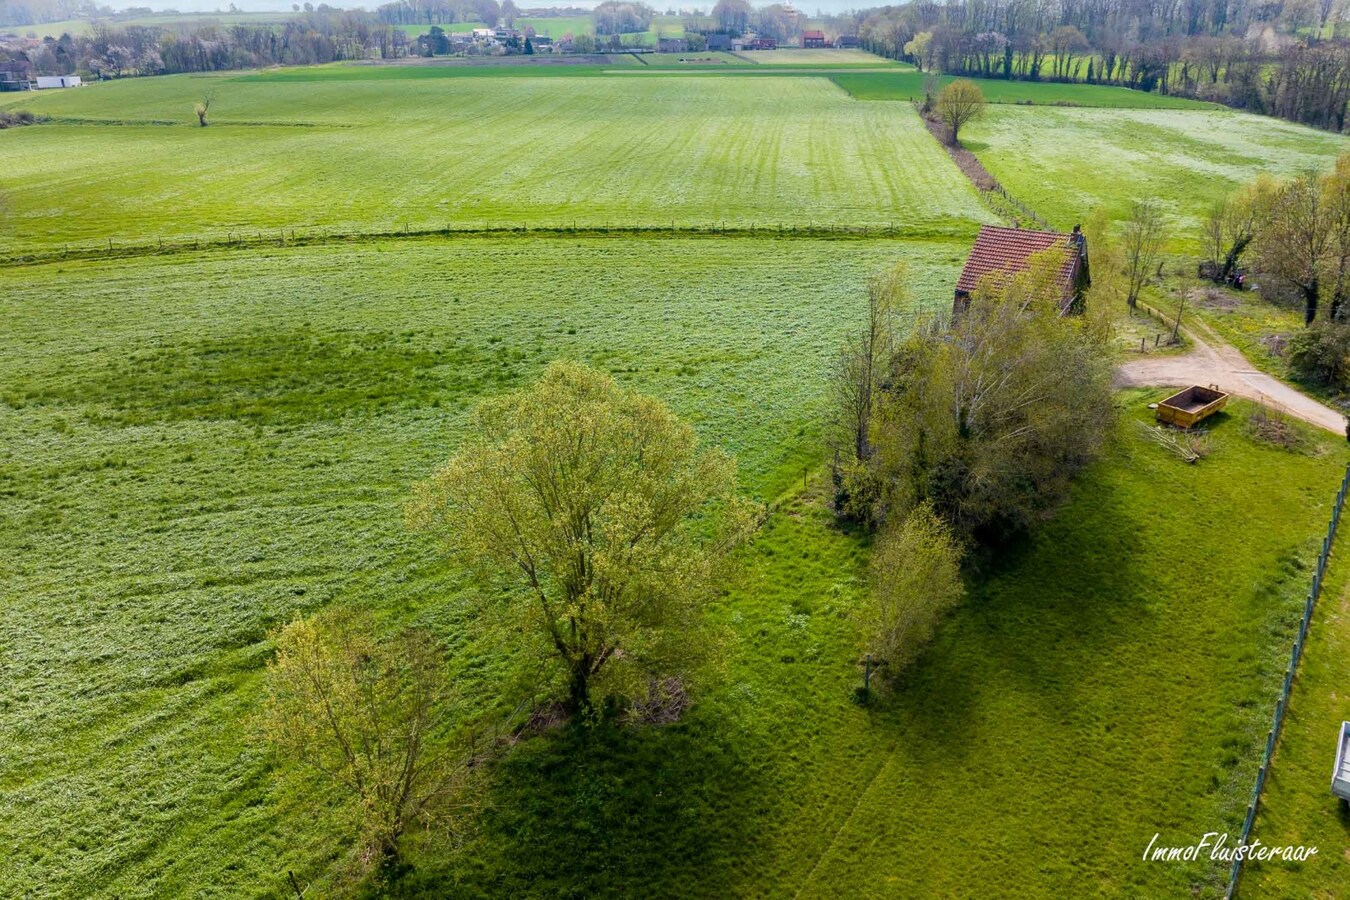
(35, 75), (82, 89)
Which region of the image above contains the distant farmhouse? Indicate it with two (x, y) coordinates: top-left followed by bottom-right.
(706, 33), (732, 51)
(836, 34), (861, 48)
(802, 29), (828, 48)
(658, 37), (689, 53)
(954, 225), (1090, 316)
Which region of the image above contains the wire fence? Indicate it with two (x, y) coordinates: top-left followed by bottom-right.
(1226, 461), (1350, 899)
(0, 220), (950, 267)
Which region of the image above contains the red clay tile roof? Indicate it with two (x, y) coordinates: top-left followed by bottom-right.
(802, 29), (825, 39)
(955, 225), (1077, 297)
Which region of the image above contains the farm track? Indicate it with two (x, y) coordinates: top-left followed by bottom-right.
(0, 224), (972, 268)
(1114, 316), (1347, 434)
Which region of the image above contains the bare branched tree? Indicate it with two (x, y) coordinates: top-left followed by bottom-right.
(195, 89), (215, 127)
(829, 264), (907, 463)
(1121, 198), (1164, 310)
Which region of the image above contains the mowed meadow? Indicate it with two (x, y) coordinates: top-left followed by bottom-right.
(0, 71), (989, 255)
(964, 105), (1349, 246)
(4, 56), (1350, 897)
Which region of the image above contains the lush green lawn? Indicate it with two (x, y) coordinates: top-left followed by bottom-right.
(963, 106), (1348, 248)
(833, 70), (1212, 108)
(0, 74), (990, 254)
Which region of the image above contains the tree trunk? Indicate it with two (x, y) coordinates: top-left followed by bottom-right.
(1304, 278), (1319, 325)
(1219, 235), (1250, 282)
(568, 658), (591, 715)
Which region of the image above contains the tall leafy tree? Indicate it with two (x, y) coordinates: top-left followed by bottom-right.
(410, 361), (756, 715)
(858, 502), (964, 685)
(935, 79), (985, 144)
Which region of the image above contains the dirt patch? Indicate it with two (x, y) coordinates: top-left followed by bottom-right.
(918, 112), (999, 191)
(1187, 286), (1238, 311)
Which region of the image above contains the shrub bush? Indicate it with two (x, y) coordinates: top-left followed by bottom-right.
(1288, 321), (1350, 390)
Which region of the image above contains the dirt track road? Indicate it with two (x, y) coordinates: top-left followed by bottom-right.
(1114, 318), (1347, 435)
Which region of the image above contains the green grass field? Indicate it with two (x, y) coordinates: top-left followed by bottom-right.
(515, 15), (596, 37)
(2, 234), (1347, 895)
(964, 106), (1348, 247)
(833, 70), (1211, 107)
(0, 236), (958, 896)
(392, 21), (487, 36)
(1241, 531), (1350, 897)
(740, 48), (900, 66)
(5, 53), (1350, 897)
(0, 74), (990, 254)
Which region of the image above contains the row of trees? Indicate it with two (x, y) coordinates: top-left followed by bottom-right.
(1204, 152), (1350, 325)
(594, 0), (655, 35)
(374, 0), (509, 27)
(700, 0), (808, 41)
(859, 0), (1350, 131)
(830, 252), (1114, 688)
(4, 10), (411, 77)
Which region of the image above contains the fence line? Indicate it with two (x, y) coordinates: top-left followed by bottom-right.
(1226, 461), (1350, 899)
(0, 220), (955, 268)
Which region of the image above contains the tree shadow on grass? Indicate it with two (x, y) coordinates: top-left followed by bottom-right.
(393, 707), (767, 898)
(869, 475), (1148, 761)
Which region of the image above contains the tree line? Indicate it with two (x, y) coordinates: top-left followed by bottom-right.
(856, 0), (1350, 131)
(2, 8), (410, 77)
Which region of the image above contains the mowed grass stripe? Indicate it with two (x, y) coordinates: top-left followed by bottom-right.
(1, 75), (992, 252)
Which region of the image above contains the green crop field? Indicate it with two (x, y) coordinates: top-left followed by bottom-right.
(963, 106), (1348, 247)
(0, 73), (990, 255)
(5, 45), (1350, 899)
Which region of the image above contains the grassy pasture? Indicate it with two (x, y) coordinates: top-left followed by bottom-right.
(5, 50), (1350, 898)
(738, 48), (901, 66)
(1241, 529), (1350, 896)
(0, 74), (991, 254)
(392, 21), (488, 36)
(0, 235), (1344, 896)
(963, 106), (1348, 248)
(834, 70), (1212, 108)
(0, 236), (961, 896)
(515, 15), (595, 37)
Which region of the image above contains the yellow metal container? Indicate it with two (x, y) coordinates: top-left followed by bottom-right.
(1156, 385), (1229, 428)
